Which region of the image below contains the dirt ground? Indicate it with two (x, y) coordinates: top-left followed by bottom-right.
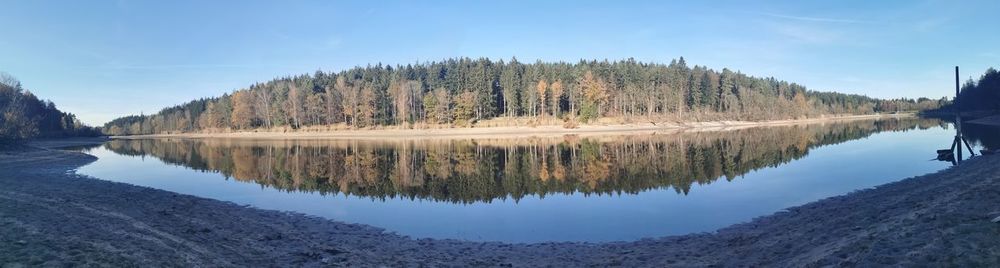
(2, 137), (1000, 266)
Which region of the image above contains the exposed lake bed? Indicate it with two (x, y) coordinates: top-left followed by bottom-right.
(4, 118), (1000, 266)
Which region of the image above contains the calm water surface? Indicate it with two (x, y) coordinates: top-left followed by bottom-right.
(76, 118), (998, 242)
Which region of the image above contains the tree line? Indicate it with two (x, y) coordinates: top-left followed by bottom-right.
(953, 67), (1000, 112)
(103, 57), (941, 135)
(0, 73), (101, 143)
(103, 117), (943, 203)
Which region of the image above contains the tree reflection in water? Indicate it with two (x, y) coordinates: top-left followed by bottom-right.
(104, 117), (944, 204)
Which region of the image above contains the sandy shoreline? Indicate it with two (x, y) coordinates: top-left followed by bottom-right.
(116, 113), (912, 140)
(3, 136), (1000, 266)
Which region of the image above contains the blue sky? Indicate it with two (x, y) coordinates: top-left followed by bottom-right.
(1, 0), (998, 125)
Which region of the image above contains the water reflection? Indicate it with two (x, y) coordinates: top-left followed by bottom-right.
(931, 119), (1000, 164)
(103, 117), (945, 204)
(962, 122), (1000, 151)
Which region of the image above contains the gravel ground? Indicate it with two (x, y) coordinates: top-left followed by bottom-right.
(2, 138), (1000, 267)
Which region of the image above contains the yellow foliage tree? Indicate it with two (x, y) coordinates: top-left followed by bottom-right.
(550, 80), (563, 117)
(536, 79), (548, 117)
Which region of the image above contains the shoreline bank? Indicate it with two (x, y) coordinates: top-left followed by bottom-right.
(3, 136), (999, 266)
(116, 113), (911, 140)
(968, 114), (1000, 126)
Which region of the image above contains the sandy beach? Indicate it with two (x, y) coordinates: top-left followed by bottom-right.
(2, 135), (1000, 266)
(116, 114), (912, 140)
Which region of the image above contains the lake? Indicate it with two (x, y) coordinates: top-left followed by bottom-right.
(74, 117), (998, 242)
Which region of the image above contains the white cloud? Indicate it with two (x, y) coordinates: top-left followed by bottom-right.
(757, 12), (872, 24)
(769, 23), (842, 44)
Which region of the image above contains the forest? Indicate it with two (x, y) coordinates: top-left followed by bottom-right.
(0, 73), (101, 143)
(103, 117), (943, 203)
(952, 67), (1000, 112)
(102, 57), (942, 135)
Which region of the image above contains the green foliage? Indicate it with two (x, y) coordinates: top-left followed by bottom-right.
(934, 67), (1000, 112)
(0, 72), (101, 142)
(453, 91), (477, 125)
(101, 57), (943, 135)
(579, 101), (599, 122)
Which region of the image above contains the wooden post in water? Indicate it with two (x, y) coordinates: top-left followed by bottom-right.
(956, 66), (962, 162)
(952, 66), (976, 162)
(937, 66), (976, 164)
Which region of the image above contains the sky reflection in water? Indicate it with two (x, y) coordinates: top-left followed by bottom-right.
(77, 118), (995, 242)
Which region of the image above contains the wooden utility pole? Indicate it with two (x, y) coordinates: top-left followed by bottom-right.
(939, 66), (976, 165)
(951, 66), (976, 163)
(955, 66), (963, 161)
(955, 66), (960, 103)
